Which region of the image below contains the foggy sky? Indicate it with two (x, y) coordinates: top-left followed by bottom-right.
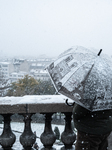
(0, 0), (112, 58)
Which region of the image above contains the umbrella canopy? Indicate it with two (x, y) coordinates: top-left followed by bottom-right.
(47, 46), (112, 111)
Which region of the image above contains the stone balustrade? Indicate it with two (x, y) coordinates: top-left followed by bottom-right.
(0, 95), (76, 150)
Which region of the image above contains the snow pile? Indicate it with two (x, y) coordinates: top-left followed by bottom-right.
(0, 95), (73, 105)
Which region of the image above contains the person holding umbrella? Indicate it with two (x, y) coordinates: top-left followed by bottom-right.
(47, 46), (112, 150)
(73, 103), (112, 150)
(71, 49), (112, 150)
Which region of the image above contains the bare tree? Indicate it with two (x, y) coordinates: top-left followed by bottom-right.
(0, 69), (10, 96)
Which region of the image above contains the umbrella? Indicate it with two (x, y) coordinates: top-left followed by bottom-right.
(46, 46), (112, 111)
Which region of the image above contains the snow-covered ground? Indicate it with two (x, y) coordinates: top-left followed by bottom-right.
(0, 122), (65, 150)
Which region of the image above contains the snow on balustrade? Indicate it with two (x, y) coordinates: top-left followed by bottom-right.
(0, 95), (75, 150)
(0, 95), (73, 105)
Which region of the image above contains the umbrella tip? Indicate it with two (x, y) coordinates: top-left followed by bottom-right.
(97, 49), (102, 56)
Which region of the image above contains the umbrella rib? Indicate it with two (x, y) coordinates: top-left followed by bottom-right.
(81, 64), (94, 85)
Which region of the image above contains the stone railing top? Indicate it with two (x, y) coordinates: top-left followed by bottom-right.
(0, 95), (74, 114)
(0, 95), (73, 105)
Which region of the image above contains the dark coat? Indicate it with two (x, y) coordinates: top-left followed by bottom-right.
(73, 104), (112, 135)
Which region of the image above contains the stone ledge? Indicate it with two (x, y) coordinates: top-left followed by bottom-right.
(0, 103), (72, 114)
(0, 95), (73, 114)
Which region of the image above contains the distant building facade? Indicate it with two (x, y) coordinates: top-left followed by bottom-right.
(30, 69), (49, 81)
(9, 71), (27, 82)
(0, 57), (54, 82)
(0, 62), (14, 79)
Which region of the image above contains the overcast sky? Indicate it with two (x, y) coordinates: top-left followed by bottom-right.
(0, 0), (112, 58)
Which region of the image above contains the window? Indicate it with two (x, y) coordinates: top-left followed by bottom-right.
(18, 75), (23, 77)
(2, 65), (8, 67)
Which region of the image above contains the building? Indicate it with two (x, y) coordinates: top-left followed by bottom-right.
(0, 57), (54, 82)
(13, 59), (30, 73)
(30, 69), (49, 81)
(9, 71), (28, 82)
(0, 62), (14, 79)
(28, 58), (54, 81)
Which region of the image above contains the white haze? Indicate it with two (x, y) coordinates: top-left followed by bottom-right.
(0, 0), (112, 58)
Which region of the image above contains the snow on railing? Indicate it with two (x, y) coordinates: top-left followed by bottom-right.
(0, 95), (76, 150)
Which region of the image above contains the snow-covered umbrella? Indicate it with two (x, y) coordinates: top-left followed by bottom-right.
(47, 46), (112, 111)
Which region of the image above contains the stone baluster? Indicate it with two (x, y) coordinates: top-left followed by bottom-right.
(40, 113), (56, 150)
(0, 114), (16, 150)
(61, 112), (76, 150)
(20, 113), (36, 150)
